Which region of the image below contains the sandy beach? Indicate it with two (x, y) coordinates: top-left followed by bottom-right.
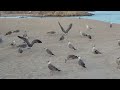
(0, 17), (120, 79)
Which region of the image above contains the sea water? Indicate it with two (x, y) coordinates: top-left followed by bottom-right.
(80, 11), (120, 24)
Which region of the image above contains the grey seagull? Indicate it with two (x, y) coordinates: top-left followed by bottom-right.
(18, 36), (42, 48)
(47, 61), (61, 72)
(58, 21), (72, 34)
(78, 56), (86, 68)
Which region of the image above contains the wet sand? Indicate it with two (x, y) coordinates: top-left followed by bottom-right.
(0, 17), (120, 79)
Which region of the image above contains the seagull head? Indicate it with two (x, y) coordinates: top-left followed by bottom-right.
(68, 42), (71, 45)
(78, 56), (81, 60)
(118, 40), (120, 42)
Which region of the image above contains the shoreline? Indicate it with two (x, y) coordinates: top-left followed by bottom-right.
(0, 11), (94, 17)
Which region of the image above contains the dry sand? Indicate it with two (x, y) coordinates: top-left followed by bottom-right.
(0, 17), (120, 79)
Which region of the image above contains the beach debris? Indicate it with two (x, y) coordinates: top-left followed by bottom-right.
(58, 21), (72, 34)
(65, 55), (78, 63)
(18, 36), (42, 47)
(44, 48), (55, 56)
(47, 61), (61, 72)
(68, 42), (77, 50)
(92, 45), (102, 54)
(78, 56), (86, 68)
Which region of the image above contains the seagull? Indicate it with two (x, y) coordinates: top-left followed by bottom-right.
(44, 48), (55, 56)
(92, 45), (102, 54)
(116, 57), (120, 65)
(47, 31), (56, 34)
(18, 48), (23, 53)
(13, 30), (20, 33)
(86, 25), (92, 30)
(78, 56), (86, 68)
(118, 40), (120, 46)
(5, 31), (12, 36)
(87, 34), (92, 39)
(47, 61), (61, 72)
(17, 42), (28, 48)
(58, 21), (72, 34)
(18, 36), (42, 48)
(110, 22), (112, 28)
(65, 55), (78, 63)
(80, 31), (88, 37)
(68, 42), (77, 50)
(10, 40), (16, 47)
(59, 35), (65, 41)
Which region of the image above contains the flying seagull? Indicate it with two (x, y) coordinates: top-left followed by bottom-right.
(68, 42), (77, 50)
(47, 31), (56, 34)
(59, 35), (65, 41)
(47, 61), (61, 72)
(18, 36), (42, 47)
(58, 21), (72, 34)
(5, 31), (12, 36)
(92, 45), (102, 54)
(65, 55), (78, 63)
(78, 56), (86, 68)
(17, 43), (28, 48)
(44, 48), (55, 56)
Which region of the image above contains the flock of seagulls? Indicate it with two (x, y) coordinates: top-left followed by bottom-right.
(0, 20), (119, 75)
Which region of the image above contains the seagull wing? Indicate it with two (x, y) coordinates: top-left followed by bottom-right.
(66, 23), (73, 33)
(79, 59), (86, 68)
(59, 35), (64, 41)
(46, 49), (55, 56)
(69, 44), (77, 50)
(48, 64), (61, 71)
(18, 36), (31, 47)
(31, 39), (42, 45)
(58, 22), (66, 33)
